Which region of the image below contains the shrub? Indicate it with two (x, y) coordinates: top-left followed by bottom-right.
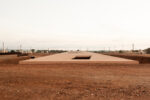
(145, 48), (150, 54)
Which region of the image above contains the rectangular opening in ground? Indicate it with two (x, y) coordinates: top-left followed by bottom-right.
(73, 56), (91, 60)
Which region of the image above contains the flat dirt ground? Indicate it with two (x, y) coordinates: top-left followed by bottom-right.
(0, 63), (150, 100)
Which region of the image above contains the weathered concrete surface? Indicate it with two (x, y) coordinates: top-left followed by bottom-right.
(20, 51), (138, 64)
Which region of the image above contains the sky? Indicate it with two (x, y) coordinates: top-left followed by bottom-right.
(0, 0), (150, 50)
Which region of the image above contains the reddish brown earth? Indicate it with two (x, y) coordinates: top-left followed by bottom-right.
(0, 55), (30, 64)
(104, 53), (150, 64)
(0, 63), (150, 100)
(0, 53), (55, 64)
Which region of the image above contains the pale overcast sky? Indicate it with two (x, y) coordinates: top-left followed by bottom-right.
(0, 0), (150, 50)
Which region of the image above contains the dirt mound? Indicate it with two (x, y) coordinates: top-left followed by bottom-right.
(104, 53), (150, 64)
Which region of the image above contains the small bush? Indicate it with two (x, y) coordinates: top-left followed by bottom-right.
(145, 48), (150, 54)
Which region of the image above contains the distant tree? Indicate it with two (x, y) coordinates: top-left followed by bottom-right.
(31, 49), (35, 53)
(36, 50), (41, 53)
(94, 50), (106, 53)
(145, 48), (150, 54)
(10, 50), (15, 53)
(119, 50), (123, 53)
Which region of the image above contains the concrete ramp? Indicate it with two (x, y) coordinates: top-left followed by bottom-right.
(20, 51), (138, 64)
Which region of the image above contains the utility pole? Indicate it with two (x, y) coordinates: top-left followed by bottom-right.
(2, 42), (5, 53)
(20, 44), (22, 53)
(48, 48), (50, 53)
(104, 47), (105, 51)
(132, 44), (134, 51)
(108, 47), (110, 52)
